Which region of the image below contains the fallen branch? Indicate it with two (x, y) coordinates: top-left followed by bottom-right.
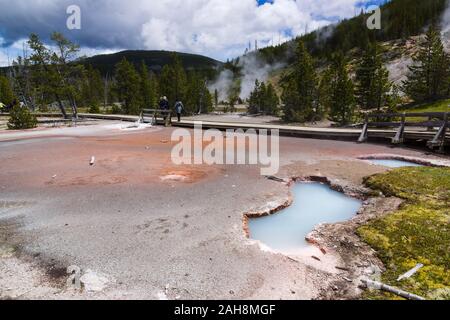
(397, 264), (424, 281)
(265, 175), (285, 183)
(335, 266), (350, 271)
(361, 279), (426, 300)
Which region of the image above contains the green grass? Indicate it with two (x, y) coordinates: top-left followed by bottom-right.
(398, 99), (449, 122)
(359, 167), (450, 300)
(401, 99), (450, 114)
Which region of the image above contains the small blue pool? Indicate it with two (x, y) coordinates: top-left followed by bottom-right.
(248, 183), (362, 254)
(367, 159), (423, 168)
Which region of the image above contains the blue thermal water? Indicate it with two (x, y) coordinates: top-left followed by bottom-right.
(368, 159), (423, 168)
(248, 183), (362, 253)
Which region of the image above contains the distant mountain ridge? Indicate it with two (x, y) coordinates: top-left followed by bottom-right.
(81, 50), (223, 75)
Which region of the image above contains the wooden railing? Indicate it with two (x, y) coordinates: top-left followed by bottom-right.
(358, 111), (449, 151)
(141, 109), (172, 127)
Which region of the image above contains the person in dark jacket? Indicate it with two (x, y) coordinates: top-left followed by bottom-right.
(159, 96), (169, 110)
(159, 96), (169, 122)
(175, 100), (184, 122)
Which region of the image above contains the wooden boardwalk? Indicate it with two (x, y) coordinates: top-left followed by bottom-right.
(174, 119), (447, 142)
(75, 113), (449, 151)
(2, 110), (446, 151)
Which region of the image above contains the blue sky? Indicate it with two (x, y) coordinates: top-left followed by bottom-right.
(0, 0), (390, 66)
(258, 0), (386, 7)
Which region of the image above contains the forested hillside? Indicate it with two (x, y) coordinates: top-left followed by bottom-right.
(258, 0), (448, 64)
(82, 50), (222, 76)
(229, 0), (450, 124)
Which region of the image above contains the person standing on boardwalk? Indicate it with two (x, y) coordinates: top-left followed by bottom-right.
(175, 100), (184, 122)
(159, 96), (169, 110)
(159, 96), (169, 122)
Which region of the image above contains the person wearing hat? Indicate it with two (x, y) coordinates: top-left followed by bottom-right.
(159, 96), (169, 110)
(174, 100), (184, 122)
(159, 96), (169, 123)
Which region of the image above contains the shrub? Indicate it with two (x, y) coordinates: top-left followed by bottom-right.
(89, 104), (101, 114)
(7, 104), (38, 130)
(110, 104), (123, 114)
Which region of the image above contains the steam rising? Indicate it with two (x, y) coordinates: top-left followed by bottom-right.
(441, 2), (450, 51)
(209, 52), (285, 102)
(238, 54), (285, 99)
(208, 69), (234, 102)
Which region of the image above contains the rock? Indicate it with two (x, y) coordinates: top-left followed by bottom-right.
(0, 245), (15, 258)
(79, 270), (110, 292)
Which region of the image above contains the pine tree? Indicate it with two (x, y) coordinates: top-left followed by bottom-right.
(185, 72), (212, 115)
(214, 89), (219, 109)
(0, 75), (16, 106)
(327, 54), (356, 126)
(7, 102), (37, 130)
(28, 33), (68, 118)
(264, 83), (279, 115)
(159, 54), (187, 106)
(248, 79), (262, 114)
(203, 89), (213, 114)
(372, 65), (392, 112)
(113, 58), (141, 115)
(356, 42), (394, 112)
(50, 32), (82, 117)
(248, 80), (279, 115)
(403, 24), (450, 103)
(185, 72), (201, 114)
(11, 56), (36, 111)
(139, 61), (157, 109)
(81, 65), (103, 107)
(317, 68), (333, 118)
(281, 41), (317, 122)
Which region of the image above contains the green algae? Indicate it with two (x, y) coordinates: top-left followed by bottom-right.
(358, 167), (450, 300)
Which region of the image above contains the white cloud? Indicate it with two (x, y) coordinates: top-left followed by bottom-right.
(0, 51), (9, 67)
(138, 0), (366, 59)
(0, 0), (373, 63)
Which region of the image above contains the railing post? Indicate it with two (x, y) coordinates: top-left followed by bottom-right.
(440, 112), (448, 153)
(392, 112), (406, 144)
(165, 111), (172, 127)
(427, 112), (448, 152)
(427, 115), (434, 131)
(153, 109), (157, 126)
(358, 114), (369, 143)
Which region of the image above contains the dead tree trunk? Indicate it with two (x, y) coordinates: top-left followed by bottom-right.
(55, 93), (68, 119)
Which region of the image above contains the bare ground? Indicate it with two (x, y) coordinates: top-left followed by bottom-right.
(0, 122), (448, 300)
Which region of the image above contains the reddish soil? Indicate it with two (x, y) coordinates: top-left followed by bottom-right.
(0, 130), (223, 192)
